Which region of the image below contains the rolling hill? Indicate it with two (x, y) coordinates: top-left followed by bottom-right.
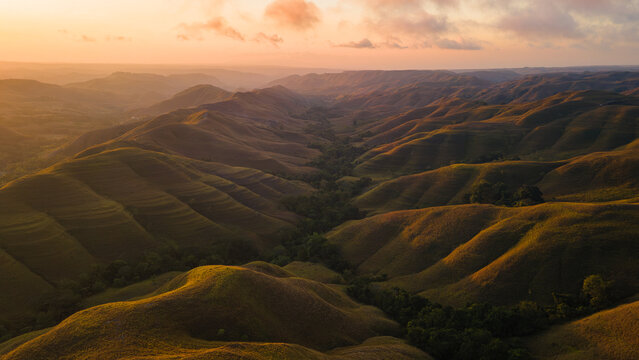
(526, 298), (639, 360)
(0, 148), (310, 322)
(66, 72), (227, 109)
(355, 91), (639, 177)
(270, 70), (490, 97)
(131, 84), (232, 117)
(0, 79), (125, 139)
(75, 86), (321, 174)
(476, 71), (639, 104)
(2, 68), (639, 359)
(0, 264), (430, 360)
(356, 144), (639, 214)
(355, 160), (563, 214)
(328, 202), (639, 306)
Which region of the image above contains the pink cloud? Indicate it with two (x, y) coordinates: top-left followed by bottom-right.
(254, 32), (284, 46)
(264, 0), (321, 30)
(178, 17), (245, 41)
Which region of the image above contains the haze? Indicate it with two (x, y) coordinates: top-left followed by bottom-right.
(1, 0), (638, 69)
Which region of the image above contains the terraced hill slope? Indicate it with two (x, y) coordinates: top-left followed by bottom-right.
(356, 145), (639, 214)
(76, 86), (320, 174)
(0, 264), (430, 360)
(526, 298), (639, 360)
(476, 71), (639, 104)
(328, 202), (639, 306)
(355, 91), (639, 177)
(356, 160), (563, 214)
(0, 148), (310, 322)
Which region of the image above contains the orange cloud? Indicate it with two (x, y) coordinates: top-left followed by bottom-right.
(178, 17), (245, 41)
(254, 32), (284, 47)
(264, 0), (321, 30)
(336, 38), (375, 48)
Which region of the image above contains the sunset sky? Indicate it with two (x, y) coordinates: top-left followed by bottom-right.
(1, 0), (638, 69)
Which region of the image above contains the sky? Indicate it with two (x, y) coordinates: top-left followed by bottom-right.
(0, 0), (638, 69)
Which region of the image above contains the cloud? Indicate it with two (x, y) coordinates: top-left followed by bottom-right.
(264, 0), (321, 30)
(254, 32), (284, 46)
(354, 0), (451, 47)
(435, 38), (482, 50)
(484, 0), (639, 46)
(497, 5), (583, 40)
(106, 35), (132, 42)
(178, 17), (245, 41)
(336, 38), (376, 48)
(81, 35), (96, 42)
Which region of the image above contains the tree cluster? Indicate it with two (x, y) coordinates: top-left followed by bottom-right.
(272, 136), (370, 272)
(464, 181), (544, 207)
(347, 274), (614, 360)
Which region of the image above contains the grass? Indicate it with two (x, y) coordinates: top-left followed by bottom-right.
(0, 264), (430, 360)
(0, 147), (310, 322)
(328, 202), (639, 306)
(356, 160), (562, 214)
(526, 298), (639, 360)
(354, 91), (639, 178)
(80, 271), (182, 308)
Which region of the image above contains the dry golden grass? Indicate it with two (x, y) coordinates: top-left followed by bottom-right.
(0, 264), (430, 360)
(329, 202), (639, 306)
(355, 91), (639, 177)
(526, 299), (639, 360)
(0, 147), (311, 321)
(356, 160), (562, 214)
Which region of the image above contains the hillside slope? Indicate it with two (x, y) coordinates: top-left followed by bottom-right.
(66, 72), (226, 108)
(0, 264), (430, 360)
(356, 160), (562, 214)
(476, 71), (639, 104)
(131, 84), (232, 117)
(526, 298), (639, 360)
(76, 87), (320, 174)
(270, 70), (489, 96)
(355, 91), (639, 177)
(0, 148), (310, 322)
(356, 144), (639, 214)
(328, 203), (639, 306)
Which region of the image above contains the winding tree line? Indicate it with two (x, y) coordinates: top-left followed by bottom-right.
(347, 274), (615, 360)
(0, 111), (619, 360)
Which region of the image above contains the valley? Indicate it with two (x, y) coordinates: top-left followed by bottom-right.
(1, 68), (638, 360)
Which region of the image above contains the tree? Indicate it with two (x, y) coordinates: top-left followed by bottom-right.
(469, 181), (510, 205)
(513, 185), (544, 206)
(582, 275), (610, 309)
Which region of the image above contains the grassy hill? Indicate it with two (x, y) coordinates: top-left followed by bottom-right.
(131, 84), (232, 117)
(526, 298), (639, 360)
(0, 264), (430, 360)
(355, 91), (639, 177)
(0, 148), (310, 322)
(0, 79), (125, 140)
(270, 70), (489, 96)
(356, 144), (639, 214)
(476, 71), (639, 104)
(66, 72), (226, 109)
(75, 87), (321, 174)
(328, 202), (639, 306)
(539, 147), (639, 202)
(356, 160), (562, 214)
